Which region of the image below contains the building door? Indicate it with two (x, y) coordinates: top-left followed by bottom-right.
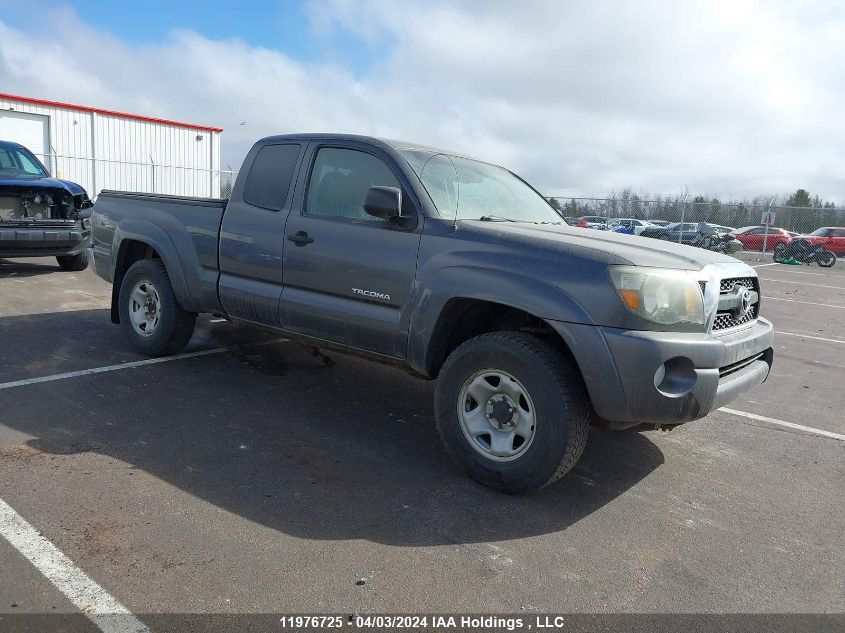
(0, 111), (50, 171)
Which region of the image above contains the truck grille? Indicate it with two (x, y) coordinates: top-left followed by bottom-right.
(713, 305), (757, 331)
(720, 277), (756, 292)
(712, 276), (760, 332)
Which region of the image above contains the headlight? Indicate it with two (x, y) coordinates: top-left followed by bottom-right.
(608, 266), (704, 325)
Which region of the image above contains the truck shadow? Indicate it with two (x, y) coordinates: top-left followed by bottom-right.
(0, 258), (62, 277)
(2, 309), (665, 547)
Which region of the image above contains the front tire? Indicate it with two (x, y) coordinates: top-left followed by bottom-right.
(434, 332), (590, 494)
(118, 259), (196, 356)
(56, 252), (88, 271)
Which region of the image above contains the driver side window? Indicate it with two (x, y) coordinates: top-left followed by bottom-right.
(306, 147), (401, 222)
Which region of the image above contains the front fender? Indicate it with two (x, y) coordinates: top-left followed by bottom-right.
(407, 264), (595, 375)
(112, 219), (200, 313)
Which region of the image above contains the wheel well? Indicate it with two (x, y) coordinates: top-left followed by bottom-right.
(110, 240), (160, 324)
(426, 298), (577, 377)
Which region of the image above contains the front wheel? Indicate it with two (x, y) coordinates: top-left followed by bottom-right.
(56, 252), (88, 271)
(434, 332), (590, 494)
(118, 259), (197, 356)
(773, 243), (786, 261)
(817, 251), (836, 268)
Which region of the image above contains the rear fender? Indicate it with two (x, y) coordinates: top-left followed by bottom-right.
(111, 219), (200, 313)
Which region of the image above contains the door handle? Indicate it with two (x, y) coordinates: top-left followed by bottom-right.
(287, 231), (314, 246)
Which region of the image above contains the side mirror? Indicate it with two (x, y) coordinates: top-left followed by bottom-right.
(364, 186), (402, 221)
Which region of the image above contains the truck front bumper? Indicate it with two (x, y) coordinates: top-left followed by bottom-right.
(549, 318), (774, 428)
(0, 222), (90, 258)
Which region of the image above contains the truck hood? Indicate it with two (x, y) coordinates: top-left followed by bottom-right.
(0, 175), (87, 196)
(465, 220), (740, 270)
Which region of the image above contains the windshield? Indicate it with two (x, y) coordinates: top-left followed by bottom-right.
(0, 145), (48, 178)
(809, 228), (830, 236)
(400, 150), (562, 223)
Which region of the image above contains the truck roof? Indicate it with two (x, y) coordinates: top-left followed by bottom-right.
(256, 133), (475, 162)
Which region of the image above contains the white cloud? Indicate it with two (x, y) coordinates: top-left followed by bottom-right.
(1, 1), (843, 200)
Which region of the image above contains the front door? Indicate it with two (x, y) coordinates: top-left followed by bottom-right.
(280, 144), (423, 358)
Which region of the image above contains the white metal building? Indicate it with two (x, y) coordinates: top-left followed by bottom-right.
(0, 92), (224, 198)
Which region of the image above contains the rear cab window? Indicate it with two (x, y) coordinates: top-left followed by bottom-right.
(243, 144), (301, 210)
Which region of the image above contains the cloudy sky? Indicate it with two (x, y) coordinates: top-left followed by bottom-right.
(1, 0), (843, 201)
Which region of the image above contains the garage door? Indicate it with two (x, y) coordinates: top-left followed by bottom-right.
(0, 111), (50, 163)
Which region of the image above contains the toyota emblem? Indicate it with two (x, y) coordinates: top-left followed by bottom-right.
(741, 288), (753, 316)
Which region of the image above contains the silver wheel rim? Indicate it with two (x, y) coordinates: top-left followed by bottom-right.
(129, 280), (161, 337)
(457, 369), (536, 462)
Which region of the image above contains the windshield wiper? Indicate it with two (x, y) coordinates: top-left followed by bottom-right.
(479, 215), (517, 222)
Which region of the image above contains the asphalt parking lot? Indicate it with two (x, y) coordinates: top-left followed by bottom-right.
(0, 255), (843, 631)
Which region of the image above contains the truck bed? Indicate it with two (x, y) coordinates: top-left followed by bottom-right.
(91, 190), (229, 314)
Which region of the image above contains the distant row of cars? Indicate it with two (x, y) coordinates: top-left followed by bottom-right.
(564, 215), (845, 255)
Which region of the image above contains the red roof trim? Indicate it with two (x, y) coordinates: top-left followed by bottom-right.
(0, 92), (223, 133)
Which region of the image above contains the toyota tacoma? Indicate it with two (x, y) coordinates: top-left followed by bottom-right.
(90, 134), (773, 493)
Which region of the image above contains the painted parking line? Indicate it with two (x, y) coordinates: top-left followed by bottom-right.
(758, 278), (845, 290)
(758, 267), (839, 277)
(765, 296), (845, 309)
(0, 338), (287, 391)
(776, 330), (845, 345)
(720, 408), (845, 442)
(752, 263), (778, 268)
(0, 497), (149, 633)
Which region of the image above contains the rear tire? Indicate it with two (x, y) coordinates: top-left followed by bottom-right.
(118, 259), (196, 356)
(56, 252), (88, 271)
(434, 331), (590, 494)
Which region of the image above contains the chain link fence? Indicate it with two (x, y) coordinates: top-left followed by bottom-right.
(549, 196), (845, 256)
(35, 153), (239, 200)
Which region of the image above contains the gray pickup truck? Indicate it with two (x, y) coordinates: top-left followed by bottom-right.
(90, 134), (773, 493)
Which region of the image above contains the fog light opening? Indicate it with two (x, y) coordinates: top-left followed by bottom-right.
(654, 357), (697, 397)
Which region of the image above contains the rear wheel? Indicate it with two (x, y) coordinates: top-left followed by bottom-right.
(118, 259), (196, 356)
(817, 251), (836, 268)
(56, 252), (88, 271)
(434, 331), (590, 494)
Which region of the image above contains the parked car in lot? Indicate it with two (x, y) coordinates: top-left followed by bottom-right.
(708, 224), (736, 234)
(0, 140), (92, 270)
(607, 218), (654, 235)
(732, 226), (792, 251)
(639, 221), (701, 243)
(575, 215), (608, 229)
(802, 227), (845, 255)
(90, 133), (773, 493)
